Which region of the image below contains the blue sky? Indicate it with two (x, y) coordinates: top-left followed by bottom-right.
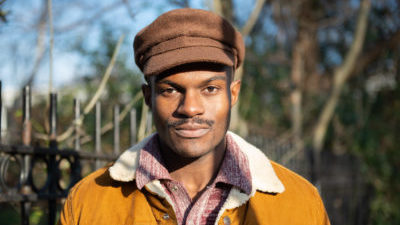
(0, 0), (263, 106)
(0, 0), (203, 104)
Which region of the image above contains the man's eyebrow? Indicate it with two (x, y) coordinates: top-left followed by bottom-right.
(198, 75), (227, 87)
(156, 80), (183, 90)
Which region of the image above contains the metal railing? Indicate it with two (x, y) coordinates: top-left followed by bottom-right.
(0, 81), (140, 225)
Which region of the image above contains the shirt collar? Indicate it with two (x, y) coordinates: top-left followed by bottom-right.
(134, 133), (252, 195)
(213, 134), (252, 194)
(109, 131), (285, 194)
(135, 134), (170, 190)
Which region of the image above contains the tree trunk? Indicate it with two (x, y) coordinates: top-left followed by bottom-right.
(312, 0), (371, 184)
(213, 0), (267, 136)
(288, 0), (319, 163)
(313, 0), (371, 153)
(213, 0), (233, 22)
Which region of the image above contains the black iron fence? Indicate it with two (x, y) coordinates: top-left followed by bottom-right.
(0, 81), (140, 225)
(0, 81), (370, 225)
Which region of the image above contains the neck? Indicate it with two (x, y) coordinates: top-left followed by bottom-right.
(159, 137), (227, 200)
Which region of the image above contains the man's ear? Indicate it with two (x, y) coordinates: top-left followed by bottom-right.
(230, 80), (241, 107)
(142, 84), (152, 109)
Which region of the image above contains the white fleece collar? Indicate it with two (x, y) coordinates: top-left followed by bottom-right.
(109, 131), (285, 194)
(214, 132), (285, 223)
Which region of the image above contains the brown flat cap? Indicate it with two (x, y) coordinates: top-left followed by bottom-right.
(134, 8), (245, 76)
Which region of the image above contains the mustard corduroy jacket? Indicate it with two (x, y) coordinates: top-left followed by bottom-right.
(58, 132), (330, 225)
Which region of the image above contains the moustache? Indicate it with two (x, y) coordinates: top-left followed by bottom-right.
(167, 117), (215, 127)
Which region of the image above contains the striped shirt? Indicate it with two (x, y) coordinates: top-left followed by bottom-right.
(136, 133), (252, 225)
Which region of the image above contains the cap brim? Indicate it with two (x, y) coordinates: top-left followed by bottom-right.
(142, 46), (235, 76)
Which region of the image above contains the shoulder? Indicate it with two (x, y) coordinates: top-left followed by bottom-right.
(262, 161), (324, 207)
(70, 166), (109, 192)
(269, 161), (318, 195)
(68, 165), (137, 199)
(63, 165), (139, 219)
(254, 161), (330, 224)
(59, 166), (140, 225)
(249, 161), (330, 224)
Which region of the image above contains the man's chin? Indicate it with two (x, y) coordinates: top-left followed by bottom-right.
(159, 129), (226, 159)
(170, 141), (212, 159)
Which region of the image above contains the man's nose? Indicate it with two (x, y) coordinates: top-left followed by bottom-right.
(176, 91), (205, 117)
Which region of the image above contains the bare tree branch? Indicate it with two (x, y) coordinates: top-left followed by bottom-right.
(33, 35), (125, 142)
(213, 0), (234, 22)
(70, 91), (143, 146)
(54, 1), (123, 33)
(122, 0), (136, 20)
(351, 29), (400, 78)
(169, 0), (190, 8)
(313, 0), (371, 152)
(240, 0), (267, 37)
(226, 0), (267, 135)
(318, 7), (353, 29)
(22, 0), (47, 88)
(83, 35), (124, 115)
(0, 0), (8, 23)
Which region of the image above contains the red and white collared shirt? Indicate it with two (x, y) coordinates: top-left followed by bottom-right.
(135, 133), (252, 225)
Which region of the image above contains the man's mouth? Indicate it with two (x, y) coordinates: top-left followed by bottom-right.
(173, 124), (211, 138)
(167, 118), (214, 138)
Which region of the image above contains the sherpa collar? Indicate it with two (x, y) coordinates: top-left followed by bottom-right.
(109, 131), (285, 194)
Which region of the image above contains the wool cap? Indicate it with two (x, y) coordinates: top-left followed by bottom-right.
(134, 8), (245, 76)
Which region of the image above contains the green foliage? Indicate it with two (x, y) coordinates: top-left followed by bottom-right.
(239, 24), (292, 134)
(352, 85), (400, 225)
(333, 52), (400, 224)
(238, 1), (400, 224)
(0, 204), (19, 225)
(30, 207), (45, 225)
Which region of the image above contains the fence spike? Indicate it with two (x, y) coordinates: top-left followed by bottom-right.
(113, 105), (120, 156)
(95, 101), (101, 169)
(74, 99), (81, 151)
(49, 93), (57, 140)
(21, 86), (32, 185)
(22, 86), (31, 146)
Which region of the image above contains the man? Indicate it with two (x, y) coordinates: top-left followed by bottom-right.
(59, 8), (330, 225)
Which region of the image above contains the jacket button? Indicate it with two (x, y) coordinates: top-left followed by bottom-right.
(223, 216), (231, 225)
(162, 213), (170, 220)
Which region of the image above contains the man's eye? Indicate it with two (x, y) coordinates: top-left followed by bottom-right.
(205, 86), (219, 93)
(165, 88), (176, 93)
(160, 87), (176, 95)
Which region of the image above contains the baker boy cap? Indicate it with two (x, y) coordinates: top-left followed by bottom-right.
(134, 8), (245, 76)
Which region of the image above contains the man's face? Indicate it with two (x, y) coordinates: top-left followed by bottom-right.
(143, 63), (241, 159)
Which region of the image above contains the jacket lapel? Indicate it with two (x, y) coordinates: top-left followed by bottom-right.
(109, 131), (285, 224)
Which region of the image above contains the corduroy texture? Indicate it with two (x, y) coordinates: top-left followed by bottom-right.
(134, 8), (245, 76)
